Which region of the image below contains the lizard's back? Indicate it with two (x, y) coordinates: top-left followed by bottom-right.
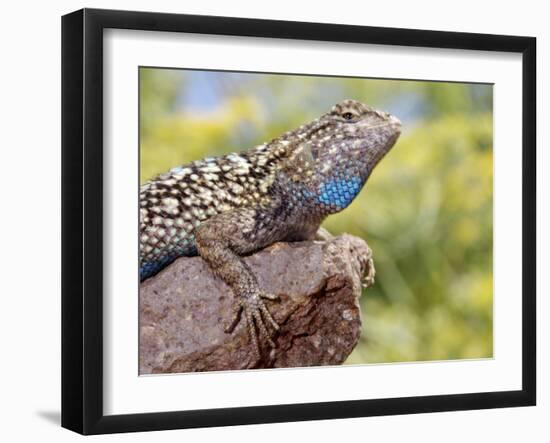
(139, 148), (275, 280)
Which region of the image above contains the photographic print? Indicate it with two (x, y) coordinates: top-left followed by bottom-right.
(138, 68), (493, 374)
(62, 9), (535, 433)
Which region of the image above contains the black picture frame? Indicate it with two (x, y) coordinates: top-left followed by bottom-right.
(61, 8), (536, 435)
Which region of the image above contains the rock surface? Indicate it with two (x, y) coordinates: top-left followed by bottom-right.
(139, 234), (372, 374)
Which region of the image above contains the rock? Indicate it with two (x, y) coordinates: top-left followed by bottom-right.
(139, 234), (372, 374)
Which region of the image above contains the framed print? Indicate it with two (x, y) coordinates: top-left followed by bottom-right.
(61, 8), (536, 435)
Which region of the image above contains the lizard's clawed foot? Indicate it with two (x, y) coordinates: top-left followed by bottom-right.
(361, 256), (376, 288)
(224, 291), (280, 358)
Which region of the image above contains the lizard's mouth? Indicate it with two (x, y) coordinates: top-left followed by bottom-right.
(359, 115), (401, 134)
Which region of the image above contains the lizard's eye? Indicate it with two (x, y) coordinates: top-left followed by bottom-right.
(342, 112), (355, 121)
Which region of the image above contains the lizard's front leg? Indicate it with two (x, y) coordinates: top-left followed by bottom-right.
(314, 226), (335, 241)
(195, 208), (280, 359)
(314, 226), (375, 288)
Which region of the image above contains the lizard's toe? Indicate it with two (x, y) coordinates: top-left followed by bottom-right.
(259, 302), (280, 332)
(362, 257), (376, 288)
(260, 292), (279, 301)
(224, 302), (243, 333)
(253, 309), (276, 348)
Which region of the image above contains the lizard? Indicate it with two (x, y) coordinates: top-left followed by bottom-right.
(139, 99), (401, 359)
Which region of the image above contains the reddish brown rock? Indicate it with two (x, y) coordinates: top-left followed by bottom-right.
(139, 234), (372, 374)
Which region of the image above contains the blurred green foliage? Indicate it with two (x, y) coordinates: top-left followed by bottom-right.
(140, 67), (493, 364)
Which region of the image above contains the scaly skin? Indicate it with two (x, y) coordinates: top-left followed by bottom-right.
(140, 99), (401, 359)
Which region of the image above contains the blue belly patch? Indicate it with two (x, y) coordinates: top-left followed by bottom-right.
(140, 257), (174, 281)
(140, 244), (198, 281)
(318, 176), (362, 210)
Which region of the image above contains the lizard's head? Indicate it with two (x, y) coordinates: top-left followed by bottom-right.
(296, 99), (401, 214)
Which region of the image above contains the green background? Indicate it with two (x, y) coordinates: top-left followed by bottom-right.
(140, 67), (493, 364)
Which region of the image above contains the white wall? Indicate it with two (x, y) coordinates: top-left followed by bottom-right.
(0, 0), (546, 441)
